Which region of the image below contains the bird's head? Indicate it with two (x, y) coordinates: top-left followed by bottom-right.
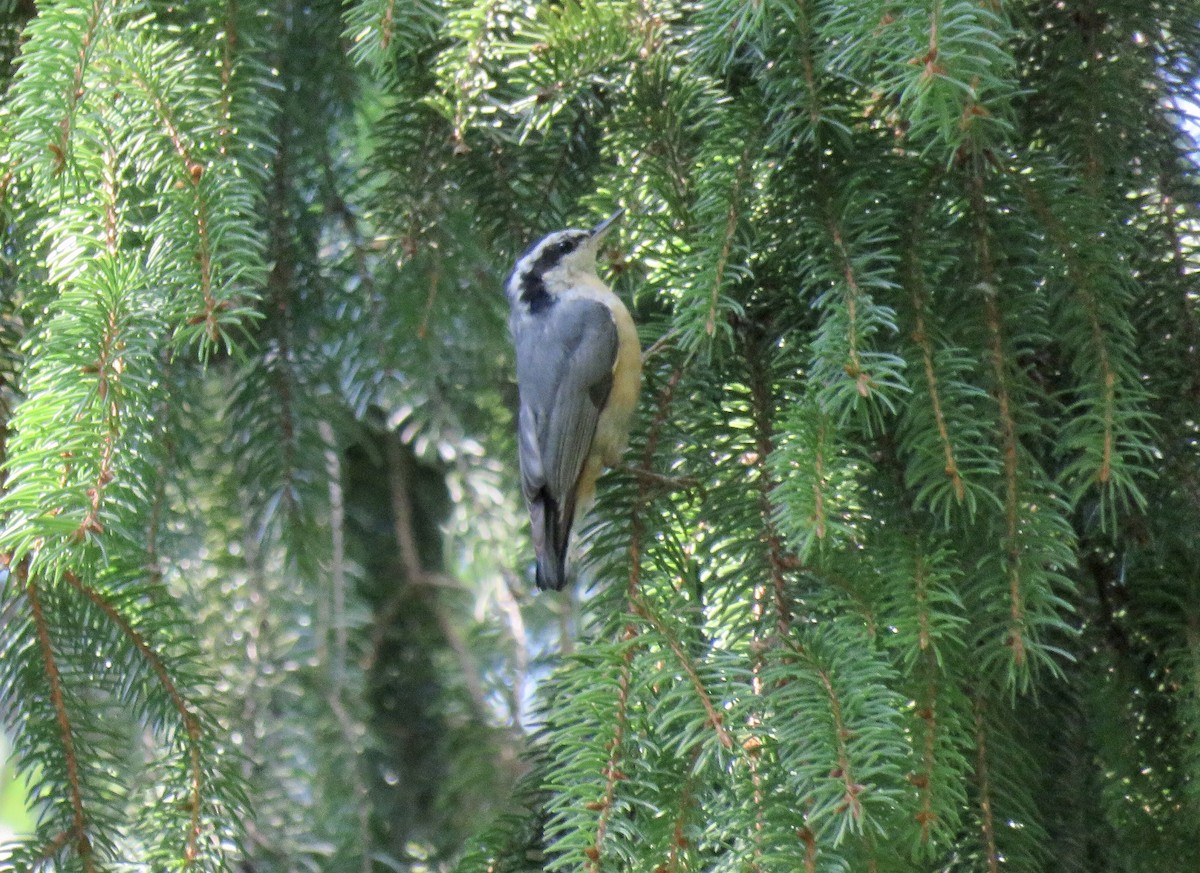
(506, 210), (623, 310)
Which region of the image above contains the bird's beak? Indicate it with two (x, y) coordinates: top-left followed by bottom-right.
(589, 209), (624, 244)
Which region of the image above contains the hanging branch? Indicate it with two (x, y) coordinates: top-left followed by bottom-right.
(1156, 173), (1200, 390)
(900, 543), (970, 855)
(1003, 160), (1153, 524)
(659, 746), (701, 873)
(76, 261), (123, 541)
(216, 0), (238, 149)
(827, 218), (868, 398)
(913, 668), (941, 844)
(62, 570), (205, 863)
(121, 55), (221, 342)
(903, 168), (968, 505)
(785, 638), (865, 822)
(50, 0), (107, 174)
(972, 691), (1001, 873)
(21, 561), (94, 873)
(439, 0), (504, 151)
(631, 592), (735, 750)
(743, 329), (784, 870)
(968, 165), (1026, 667)
(705, 143), (755, 338)
(585, 641), (633, 873)
(590, 365), (684, 872)
(743, 327), (792, 634)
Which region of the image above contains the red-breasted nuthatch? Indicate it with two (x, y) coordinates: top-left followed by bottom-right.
(506, 210), (641, 591)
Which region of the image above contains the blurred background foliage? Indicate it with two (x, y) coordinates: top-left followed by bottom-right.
(0, 0), (1199, 871)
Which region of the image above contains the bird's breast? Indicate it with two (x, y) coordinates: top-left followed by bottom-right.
(550, 278), (641, 466)
(593, 294), (641, 466)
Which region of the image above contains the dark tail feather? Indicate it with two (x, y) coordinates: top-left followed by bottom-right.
(531, 491), (575, 591)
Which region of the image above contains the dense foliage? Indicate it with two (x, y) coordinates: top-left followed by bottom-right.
(1, 1), (1199, 871)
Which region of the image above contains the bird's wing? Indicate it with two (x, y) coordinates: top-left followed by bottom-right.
(514, 295), (618, 510)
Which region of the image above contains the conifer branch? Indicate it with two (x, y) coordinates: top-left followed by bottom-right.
(417, 248), (441, 341)
(32, 826), (74, 867)
(744, 726), (767, 867)
(811, 413), (830, 541)
(218, 0), (239, 151)
(910, 307), (964, 499)
(126, 64), (199, 173)
(124, 63), (219, 340)
(826, 216), (868, 397)
(320, 420), (347, 680)
(925, 0), (943, 70)
(62, 570), (205, 863)
(661, 747), (700, 873)
(379, 0), (397, 50)
(78, 273), (122, 542)
(101, 146), (119, 255)
(904, 170), (966, 503)
(445, 0), (503, 151)
(744, 330), (791, 633)
(629, 366), (684, 595)
(584, 364), (691, 870)
(48, 157), (125, 537)
(912, 650), (943, 845)
(145, 427), (169, 577)
(788, 638), (864, 821)
(587, 641), (633, 873)
(914, 693), (938, 841)
(1158, 185), (1200, 393)
(805, 147), (907, 419)
(705, 144), (753, 338)
(1011, 169), (1118, 483)
(590, 365), (687, 869)
(799, 825), (817, 873)
(51, 0), (106, 175)
(969, 167), (1026, 667)
(266, 135), (299, 506)
(914, 554), (934, 654)
(20, 560), (94, 873)
(632, 593), (734, 750)
(972, 692), (1000, 873)
(317, 430), (374, 873)
(797, 12), (821, 127)
(744, 356), (773, 863)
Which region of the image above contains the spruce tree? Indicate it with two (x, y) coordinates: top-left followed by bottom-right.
(1, 1), (1198, 872)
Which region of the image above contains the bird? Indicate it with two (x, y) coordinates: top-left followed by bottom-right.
(506, 210), (642, 591)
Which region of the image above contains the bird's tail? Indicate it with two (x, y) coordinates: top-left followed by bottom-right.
(530, 492), (574, 591)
